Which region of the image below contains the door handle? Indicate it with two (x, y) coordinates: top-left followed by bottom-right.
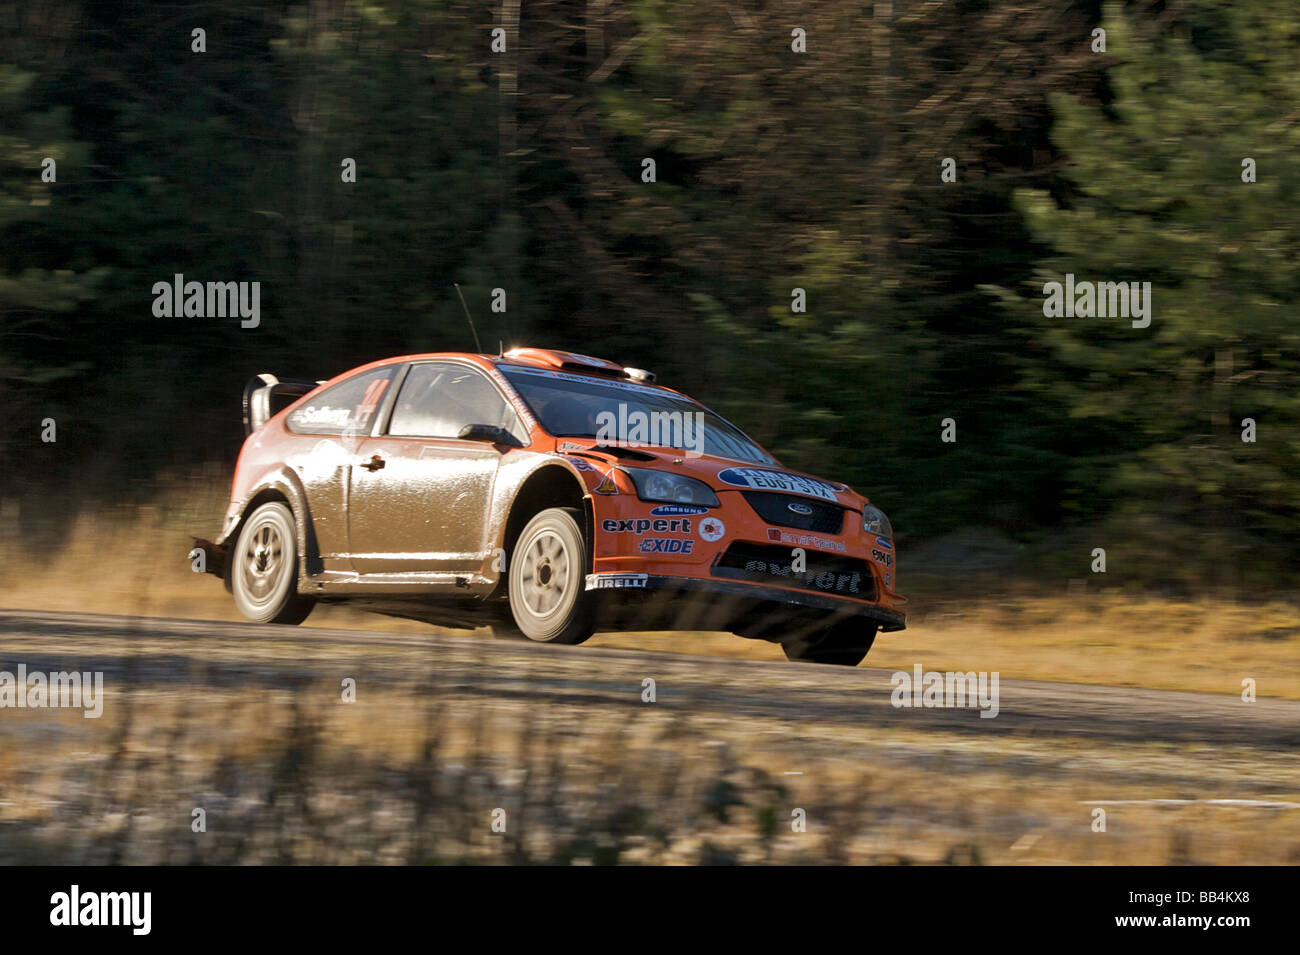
(361, 454), (386, 472)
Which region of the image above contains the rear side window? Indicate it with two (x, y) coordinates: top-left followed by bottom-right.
(387, 362), (523, 440)
(286, 366), (394, 436)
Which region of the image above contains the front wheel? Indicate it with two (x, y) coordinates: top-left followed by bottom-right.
(507, 507), (595, 644)
(231, 501), (314, 625)
(782, 618), (877, 666)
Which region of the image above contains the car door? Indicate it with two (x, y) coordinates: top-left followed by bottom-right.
(346, 361), (524, 576)
(282, 364), (398, 573)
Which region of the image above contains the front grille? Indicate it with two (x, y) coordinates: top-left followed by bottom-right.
(741, 491), (844, 534)
(712, 542), (876, 600)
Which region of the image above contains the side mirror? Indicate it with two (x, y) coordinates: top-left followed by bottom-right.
(458, 423), (523, 447)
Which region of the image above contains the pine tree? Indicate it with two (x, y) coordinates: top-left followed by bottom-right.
(1010, 1), (1300, 580)
(0, 64), (103, 470)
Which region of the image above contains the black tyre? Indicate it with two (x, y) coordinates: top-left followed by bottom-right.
(231, 502), (314, 625)
(507, 507), (595, 644)
(782, 618), (877, 666)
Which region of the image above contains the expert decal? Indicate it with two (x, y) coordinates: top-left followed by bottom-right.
(601, 518), (694, 534)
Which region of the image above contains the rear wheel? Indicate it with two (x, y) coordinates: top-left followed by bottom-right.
(507, 507), (595, 644)
(782, 618), (877, 666)
(231, 502), (314, 625)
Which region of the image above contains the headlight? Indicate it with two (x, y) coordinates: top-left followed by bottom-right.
(862, 505), (892, 539)
(624, 468), (720, 507)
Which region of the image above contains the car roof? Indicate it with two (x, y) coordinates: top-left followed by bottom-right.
(296, 348), (780, 466)
(332, 347), (683, 396)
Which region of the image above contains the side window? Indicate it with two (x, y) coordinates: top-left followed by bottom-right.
(387, 363), (522, 439)
(286, 366), (394, 436)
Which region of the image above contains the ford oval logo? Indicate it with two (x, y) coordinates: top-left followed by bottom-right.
(787, 501), (814, 516)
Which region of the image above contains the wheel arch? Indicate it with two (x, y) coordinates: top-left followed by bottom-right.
(498, 464), (592, 593)
(219, 468), (319, 592)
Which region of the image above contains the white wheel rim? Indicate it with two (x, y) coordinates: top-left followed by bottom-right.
(518, 529), (573, 619)
(239, 515), (292, 609)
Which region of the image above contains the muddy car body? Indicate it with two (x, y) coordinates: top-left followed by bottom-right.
(194, 347), (906, 664)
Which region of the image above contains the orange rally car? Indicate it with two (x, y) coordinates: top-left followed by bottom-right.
(192, 347), (906, 665)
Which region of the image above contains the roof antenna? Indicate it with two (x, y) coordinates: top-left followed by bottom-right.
(453, 283), (483, 353)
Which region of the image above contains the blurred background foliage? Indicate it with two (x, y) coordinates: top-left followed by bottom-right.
(1, 0), (1296, 586)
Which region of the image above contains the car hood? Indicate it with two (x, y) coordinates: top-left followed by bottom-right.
(554, 441), (867, 510)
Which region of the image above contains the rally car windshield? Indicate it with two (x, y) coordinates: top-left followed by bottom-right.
(500, 365), (776, 465)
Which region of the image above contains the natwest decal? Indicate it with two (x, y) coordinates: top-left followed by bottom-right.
(767, 528), (846, 553)
(716, 467), (840, 502)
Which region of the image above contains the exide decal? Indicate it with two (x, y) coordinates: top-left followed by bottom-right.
(639, 538), (695, 554)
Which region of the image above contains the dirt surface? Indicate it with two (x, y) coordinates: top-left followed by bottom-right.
(2, 609), (1298, 864)
(2, 609), (1299, 748)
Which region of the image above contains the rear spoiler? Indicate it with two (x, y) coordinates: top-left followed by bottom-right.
(242, 374), (322, 435)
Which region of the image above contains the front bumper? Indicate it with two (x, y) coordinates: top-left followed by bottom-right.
(584, 572), (906, 632)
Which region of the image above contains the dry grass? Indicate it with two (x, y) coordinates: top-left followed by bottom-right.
(3, 679), (1298, 865)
